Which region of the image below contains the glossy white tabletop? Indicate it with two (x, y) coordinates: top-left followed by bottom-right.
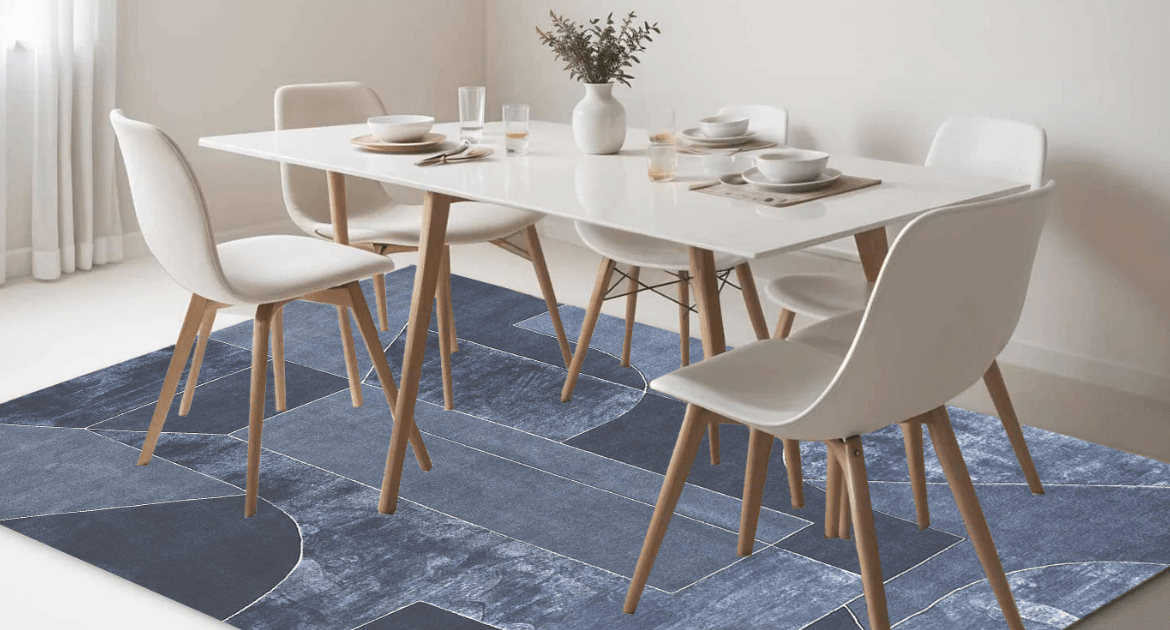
(200, 121), (1027, 259)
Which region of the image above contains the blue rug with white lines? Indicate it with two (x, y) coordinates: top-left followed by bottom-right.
(1, 266), (1167, 629)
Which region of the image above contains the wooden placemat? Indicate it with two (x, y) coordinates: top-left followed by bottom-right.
(691, 175), (881, 207)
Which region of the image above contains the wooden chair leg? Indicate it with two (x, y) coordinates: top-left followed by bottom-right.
(735, 263), (770, 341)
(344, 282), (432, 472)
(783, 438), (805, 508)
(983, 361), (1044, 494)
(900, 419), (930, 529)
(178, 304), (217, 416)
(838, 457), (852, 541)
(337, 306), (364, 407)
(139, 294), (208, 465)
(272, 305), (287, 412)
(677, 271), (690, 367)
(836, 437), (891, 630)
(442, 246), (458, 353)
(708, 422), (721, 466)
(245, 303), (276, 518)
(773, 308), (795, 340)
(525, 225), (571, 367)
(738, 428), (773, 556)
(927, 407), (1025, 630)
(620, 266), (640, 367)
(436, 248), (456, 411)
(561, 257), (617, 402)
(374, 272), (389, 332)
(824, 442), (842, 538)
(624, 404), (708, 614)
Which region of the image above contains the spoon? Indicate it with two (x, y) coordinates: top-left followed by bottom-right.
(442, 147), (493, 163)
(719, 173), (747, 186)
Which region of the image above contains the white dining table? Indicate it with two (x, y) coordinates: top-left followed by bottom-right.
(199, 120), (1028, 515)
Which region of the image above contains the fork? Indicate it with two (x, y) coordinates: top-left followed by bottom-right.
(415, 142), (470, 166)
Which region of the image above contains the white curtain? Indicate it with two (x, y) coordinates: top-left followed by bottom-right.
(2, 0), (121, 284)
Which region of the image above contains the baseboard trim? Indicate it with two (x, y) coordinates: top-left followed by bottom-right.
(1001, 339), (1170, 404)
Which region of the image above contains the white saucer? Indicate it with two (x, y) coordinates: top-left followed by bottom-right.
(680, 128), (757, 147)
(742, 167), (842, 192)
(351, 132), (446, 153)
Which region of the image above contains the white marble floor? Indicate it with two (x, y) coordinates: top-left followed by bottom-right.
(0, 239), (1166, 629)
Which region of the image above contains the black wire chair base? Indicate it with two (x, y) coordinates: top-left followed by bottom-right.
(602, 265), (742, 313)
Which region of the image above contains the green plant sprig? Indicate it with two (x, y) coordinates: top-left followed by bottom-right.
(536, 10), (660, 87)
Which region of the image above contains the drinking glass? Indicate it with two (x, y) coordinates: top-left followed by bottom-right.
(647, 107), (677, 181)
(458, 86), (485, 143)
(503, 104), (530, 156)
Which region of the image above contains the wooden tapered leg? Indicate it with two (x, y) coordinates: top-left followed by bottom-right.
(620, 266), (641, 367)
(272, 305), (287, 412)
(854, 227), (890, 284)
(927, 407), (1025, 630)
(525, 225), (572, 367)
(783, 438), (805, 508)
(738, 428), (774, 556)
(436, 247), (456, 411)
(773, 309), (795, 340)
(245, 304), (276, 517)
(824, 442), (842, 538)
(838, 457), (852, 541)
(374, 273), (389, 332)
(735, 263), (770, 341)
(179, 304), (217, 416)
(344, 282), (431, 472)
(337, 307), (364, 407)
(983, 361), (1044, 494)
(689, 248), (727, 466)
(139, 295), (209, 465)
(379, 191), (451, 514)
(836, 437), (890, 630)
(900, 419), (930, 530)
(561, 257), (617, 402)
(677, 271), (690, 366)
(624, 404), (708, 614)
(442, 246), (458, 353)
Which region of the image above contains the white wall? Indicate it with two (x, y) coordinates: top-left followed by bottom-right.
(485, 0), (1170, 399)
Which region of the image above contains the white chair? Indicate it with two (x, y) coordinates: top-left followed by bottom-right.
(259, 82), (570, 412)
(764, 116), (1048, 508)
(623, 182), (1054, 630)
(111, 110), (431, 517)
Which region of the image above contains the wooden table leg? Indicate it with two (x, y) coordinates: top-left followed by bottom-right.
(327, 171), (364, 407)
(689, 248), (727, 466)
(854, 227), (889, 283)
(378, 191), (452, 514)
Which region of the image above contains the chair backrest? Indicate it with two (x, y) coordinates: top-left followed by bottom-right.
(925, 116), (1046, 188)
(786, 181), (1054, 440)
(717, 103), (788, 144)
(109, 110), (239, 304)
(274, 82), (393, 233)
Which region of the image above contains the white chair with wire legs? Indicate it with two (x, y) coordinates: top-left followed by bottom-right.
(765, 116), (1048, 523)
(560, 104), (806, 503)
(111, 110), (431, 517)
(624, 182), (1055, 630)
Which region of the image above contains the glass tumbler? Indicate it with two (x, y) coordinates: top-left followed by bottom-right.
(503, 104), (530, 156)
(458, 86), (485, 143)
(647, 107), (677, 182)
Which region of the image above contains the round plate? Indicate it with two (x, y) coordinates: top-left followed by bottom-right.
(680, 128), (757, 146)
(351, 132), (446, 153)
(742, 167), (842, 192)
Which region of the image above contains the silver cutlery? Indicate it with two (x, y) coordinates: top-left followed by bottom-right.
(678, 141), (778, 156)
(415, 142), (470, 166)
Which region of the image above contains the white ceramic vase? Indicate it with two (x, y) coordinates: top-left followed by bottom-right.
(572, 82), (626, 155)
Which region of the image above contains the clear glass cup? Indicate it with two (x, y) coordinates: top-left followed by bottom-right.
(648, 143), (678, 182)
(458, 86), (485, 143)
(503, 104), (530, 156)
(649, 107), (676, 146)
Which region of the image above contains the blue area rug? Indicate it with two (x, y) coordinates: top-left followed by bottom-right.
(1, 266), (1167, 630)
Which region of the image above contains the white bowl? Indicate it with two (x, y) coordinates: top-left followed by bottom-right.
(699, 115), (750, 139)
(367, 115), (435, 143)
(754, 149), (830, 183)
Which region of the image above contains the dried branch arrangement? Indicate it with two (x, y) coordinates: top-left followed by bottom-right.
(536, 11), (660, 87)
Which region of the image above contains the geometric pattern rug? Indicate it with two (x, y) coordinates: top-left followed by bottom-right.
(1, 266), (1167, 630)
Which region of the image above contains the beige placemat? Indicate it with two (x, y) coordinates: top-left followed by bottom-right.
(690, 175), (881, 207)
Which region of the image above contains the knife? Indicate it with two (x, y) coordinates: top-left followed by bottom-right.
(415, 142), (470, 166)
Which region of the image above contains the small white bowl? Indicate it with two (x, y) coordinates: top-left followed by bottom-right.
(368, 115), (435, 143)
(754, 149), (830, 183)
(699, 115), (749, 139)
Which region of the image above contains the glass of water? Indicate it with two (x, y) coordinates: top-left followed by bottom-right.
(458, 86), (485, 143)
(503, 104), (530, 156)
(647, 107), (677, 182)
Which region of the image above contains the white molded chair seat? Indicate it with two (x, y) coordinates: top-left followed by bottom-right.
(309, 200), (543, 246)
(216, 235), (397, 304)
(764, 273), (869, 320)
(786, 310), (865, 357)
(575, 223), (747, 271)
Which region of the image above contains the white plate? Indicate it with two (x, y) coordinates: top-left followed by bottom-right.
(680, 128), (757, 146)
(741, 167), (842, 192)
